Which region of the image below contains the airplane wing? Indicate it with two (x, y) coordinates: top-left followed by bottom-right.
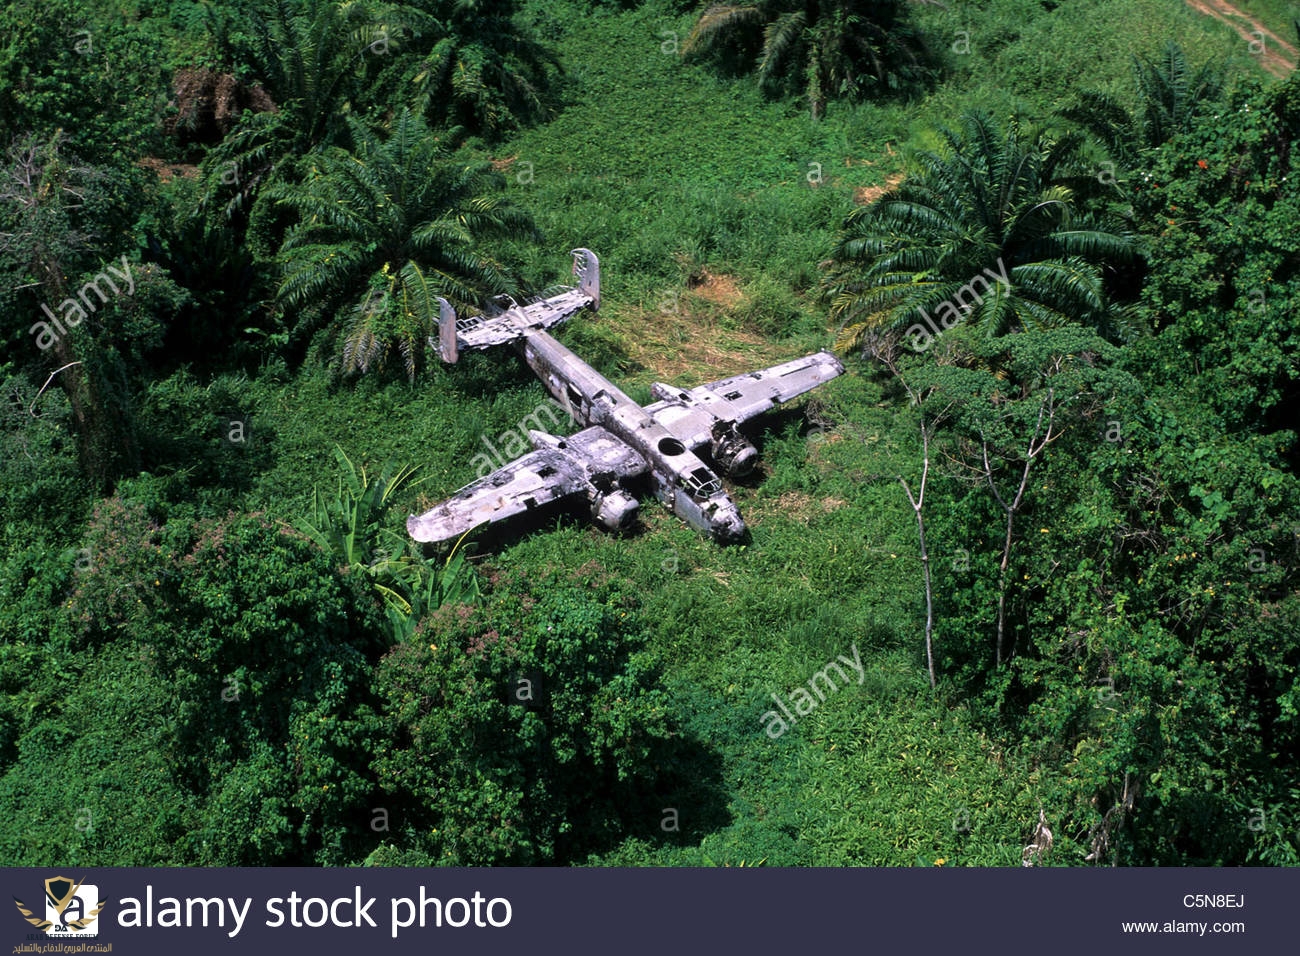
(407, 425), (647, 543)
(646, 351), (845, 450)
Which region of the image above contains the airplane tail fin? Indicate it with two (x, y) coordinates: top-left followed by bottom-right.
(434, 249), (599, 364)
(571, 247), (599, 310)
(438, 297), (458, 364)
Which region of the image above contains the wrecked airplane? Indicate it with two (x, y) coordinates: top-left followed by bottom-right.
(407, 249), (844, 544)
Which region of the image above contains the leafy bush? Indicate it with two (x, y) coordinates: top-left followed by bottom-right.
(0, 370), (88, 528)
(0, 0), (169, 164)
(368, 564), (677, 864)
(297, 446), (481, 642)
(48, 504), (388, 865)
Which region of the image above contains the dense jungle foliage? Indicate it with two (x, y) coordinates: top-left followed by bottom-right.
(1, 0), (1298, 866)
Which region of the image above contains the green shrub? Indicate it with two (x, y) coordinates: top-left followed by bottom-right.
(36, 505), (388, 865)
(370, 564), (678, 864)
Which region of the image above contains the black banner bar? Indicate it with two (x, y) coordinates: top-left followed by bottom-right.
(4, 867), (1293, 954)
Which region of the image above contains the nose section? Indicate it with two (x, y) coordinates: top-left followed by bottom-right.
(711, 502), (747, 543)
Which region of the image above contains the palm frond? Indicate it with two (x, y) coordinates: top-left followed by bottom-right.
(683, 5), (765, 58)
(1031, 227), (1138, 264)
(825, 109), (1139, 351)
(1010, 258), (1106, 318)
(758, 11), (807, 87)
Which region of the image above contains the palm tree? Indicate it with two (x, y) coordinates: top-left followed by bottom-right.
(272, 109), (539, 380)
(827, 111), (1140, 352)
(683, 0), (930, 119)
(391, 0), (560, 136)
(201, 0), (395, 221)
(1060, 41), (1224, 172)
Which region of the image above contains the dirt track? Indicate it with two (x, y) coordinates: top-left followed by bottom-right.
(1184, 0), (1297, 77)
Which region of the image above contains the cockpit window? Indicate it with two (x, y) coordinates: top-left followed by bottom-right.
(682, 467), (722, 498)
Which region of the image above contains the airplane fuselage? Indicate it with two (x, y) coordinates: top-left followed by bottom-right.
(517, 328), (747, 541)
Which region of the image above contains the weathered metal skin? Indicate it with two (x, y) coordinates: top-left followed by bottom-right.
(407, 249), (844, 545)
(518, 325), (747, 541)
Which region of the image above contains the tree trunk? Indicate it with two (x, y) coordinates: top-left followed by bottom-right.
(996, 510), (1014, 666)
(917, 491), (936, 689)
(9, 135), (140, 492)
(39, 272), (139, 491)
(900, 419), (936, 690)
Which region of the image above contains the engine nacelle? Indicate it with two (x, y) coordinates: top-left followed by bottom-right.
(591, 488), (638, 531)
(711, 425), (758, 477)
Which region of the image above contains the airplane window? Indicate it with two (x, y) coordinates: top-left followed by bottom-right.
(683, 467), (722, 497)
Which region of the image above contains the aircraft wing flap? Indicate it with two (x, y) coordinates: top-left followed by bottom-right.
(647, 351), (845, 448)
(407, 425), (645, 543)
(696, 351), (845, 424)
(407, 448), (589, 543)
(557, 426), (650, 481)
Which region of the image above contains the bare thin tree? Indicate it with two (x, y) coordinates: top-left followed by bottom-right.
(869, 333), (951, 689)
(978, 372), (1064, 665)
